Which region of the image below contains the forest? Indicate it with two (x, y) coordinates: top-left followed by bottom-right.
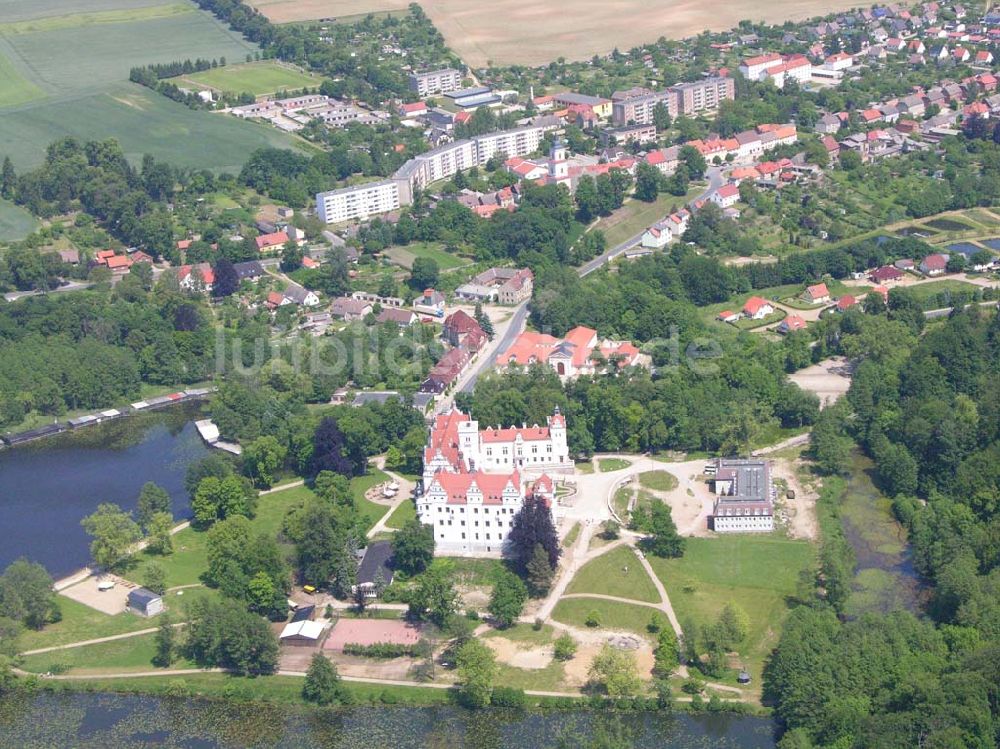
(765, 308), (1000, 749)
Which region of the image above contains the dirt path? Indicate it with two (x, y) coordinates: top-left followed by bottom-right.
(365, 468), (416, 539)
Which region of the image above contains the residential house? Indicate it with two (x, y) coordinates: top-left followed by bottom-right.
(255, 231), (289, 253)
(178, 263), (215, 292)
(442, 310), (487, 350)
(870, 265), (905, 283)
(331, 296), (373, 321)
(376, 307), (418, 326)
(420, 347), (471, 393)
(919, 253), (949, 275)
(233, 260), (264, 282)
(778, 315), (807, 333)
(354, 541), (394, 598)
(742, 296), (775, 319)
(836, 295), (858, 311)
(641, 221), (673, 249)
(497, 326), (645, 380)
(817, 113), (844, 133)
(717, 310), (741, 323)
(711, 183), (740, 208)
(454, 268), (533, 304)
(283, 283), (320, 307)
(802, 282), (831, 304)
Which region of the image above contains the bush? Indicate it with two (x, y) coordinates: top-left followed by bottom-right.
(341, 641), (418, 658)
(554, 633), (578, 661)
(533, 617), (544, 631)
(585, 610), (601, 627)
(491, 686), (528, 708)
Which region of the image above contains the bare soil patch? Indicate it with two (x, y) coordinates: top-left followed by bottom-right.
(788, 356), (853, 406)
(770, 458), (818, 541)
(485, 636), (554, 670)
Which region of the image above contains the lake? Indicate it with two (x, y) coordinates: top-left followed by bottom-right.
(0, 693), (778, 748)
(0, 404), (209, 579)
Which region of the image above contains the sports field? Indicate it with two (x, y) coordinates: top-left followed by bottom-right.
(246, 0), (870, 67)
(178, 60), (320, 96)
(0, 0), (309, 170)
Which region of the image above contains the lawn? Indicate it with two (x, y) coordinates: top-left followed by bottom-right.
(562, 522), (581, 548)
(902, 279), (981, 306)
(16, 596), (156, 652)
(385, 241), (470, 271)
(178, 60), (320, 96)
(598, 188), (702, 248)
(0, 198), (41, 240)
(646, 536), (815, 681)
(19, 631), (191, 674)
(565, 545), (659, 603)
(637, 470), (678, 492)
(551, 597), (657, 636)
(597, 457), (632, 472)
(575, 460), (594, 474)
(612, 486), (632, 519)
(483, 622), (558, 645)
(383, 498), (416, 530)
(352, 469), (393, 532)
(132, 526), (210, 589)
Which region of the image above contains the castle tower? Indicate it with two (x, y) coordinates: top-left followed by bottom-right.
(549, 137), (569, 181)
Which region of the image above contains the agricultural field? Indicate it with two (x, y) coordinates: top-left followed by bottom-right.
(0, 0), (308, 170)
(247, 0), (869, 67)
(177, 60), (320, 96)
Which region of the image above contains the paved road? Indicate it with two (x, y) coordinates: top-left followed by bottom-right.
(455, 300), (530, 396)
(576, 166), (725, 278)
(923, 299), (999, 319)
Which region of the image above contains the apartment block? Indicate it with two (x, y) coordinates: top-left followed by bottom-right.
(315, 180), (400, 224)
(674, 76), (735, 116)
(612, 90), (675, 125)
(408, 68), (462, 97)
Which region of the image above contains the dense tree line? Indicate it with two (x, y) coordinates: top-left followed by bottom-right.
(768, 309), (1000, 748)
(0, 287), (214, 427)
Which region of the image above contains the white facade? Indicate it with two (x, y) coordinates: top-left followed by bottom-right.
(712, 509), (774, 533)
(316, 180), (400, 224)
(710, 458), (774, 534)
(417, 409), (565, 554)
(408, 68), (462, 97)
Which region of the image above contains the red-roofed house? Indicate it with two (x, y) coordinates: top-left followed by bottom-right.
(743, 296), (775, 320)
(710, 183), (740, 208)
(256, 231), (289, 252)
(802, 282), (831, 304)
(869, 265), (904, 283)
(919, 253), (949, 275)
(872, 285), (889, 303)
(777, 315), (807, 334)
(178, 263), (215, 291)
(398, 101), (428, 118)
(836, 294), (858, 311)
(497, 326), (646, 380)
(717, 310), (740, 323)
(443, 310), (486, 350)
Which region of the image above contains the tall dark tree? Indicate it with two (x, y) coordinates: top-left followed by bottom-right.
(310, 417), (354, 477)
(137, 482), (171, 533)
(0, 156), (15, 200)
(212, 257), (239, 297)
(391, 519), (434, 575)
(640, 502), (685, 558)
(507, 496), (560, 573)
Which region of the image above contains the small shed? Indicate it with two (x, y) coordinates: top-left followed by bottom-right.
(737, 670), (752, 684)
(127, 587), (164, 617)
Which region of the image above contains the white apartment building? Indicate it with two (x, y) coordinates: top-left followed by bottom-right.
(408, 68), (463, 96)
(315, 179), (400, 224)
(315, 122), (559, 224)
(417, 408), (567, 554)
(738, 52), (784, 81)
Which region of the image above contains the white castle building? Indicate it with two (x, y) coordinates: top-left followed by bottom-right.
(417, 408), (571, 555)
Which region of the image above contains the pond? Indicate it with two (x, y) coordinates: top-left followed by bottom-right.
(946, 242), (981, 257)
(982, 238), (1000, 251)
(0, 692), (778, 748)
(839, 454), (924, 617)
(0, 403), (209, 578)
(923, 218), (973, 232)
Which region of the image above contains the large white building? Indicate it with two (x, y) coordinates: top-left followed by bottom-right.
(709, 458), (774, 533)
(315, 121), (559, 224)
(417, 408), (570, 554)
(408, 68), (463, 96)
(315, 179), (400, 224)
